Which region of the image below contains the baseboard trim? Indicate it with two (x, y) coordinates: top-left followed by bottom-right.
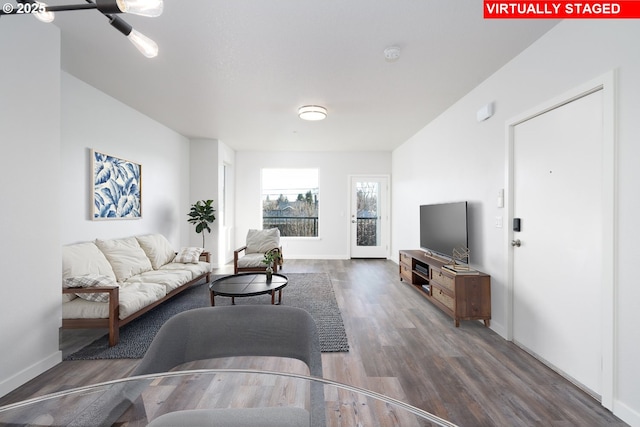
(287, 255), (349, 260)
(613, 399), (640, 427)
(0, 351), (62, 399)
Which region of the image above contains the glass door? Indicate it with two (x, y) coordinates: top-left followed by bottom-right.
(349, 176), (389, 258)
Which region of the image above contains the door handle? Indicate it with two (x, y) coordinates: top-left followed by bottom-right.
(511, 239), (521, 247)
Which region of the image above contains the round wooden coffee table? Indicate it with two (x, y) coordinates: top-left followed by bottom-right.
(209, 272), (288, 306)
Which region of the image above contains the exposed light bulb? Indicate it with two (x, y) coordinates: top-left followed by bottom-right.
(127, 29), (158, 58)
(116, 0), (163, 17)
(34, 2), (55, 22)
(109, 15), (158, 58)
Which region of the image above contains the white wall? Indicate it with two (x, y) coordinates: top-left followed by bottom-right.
(188, 139), (236, 267)
(189, 139), (219, 254)
(235, 151), (391, 259)
(391, 20), (640, 425)
(0, 64), (193, 397)
(219, 143), (236, 265)
(60, 73), (191, 248)
(0, 20), (62, 397)
(188, 139), (235, 267)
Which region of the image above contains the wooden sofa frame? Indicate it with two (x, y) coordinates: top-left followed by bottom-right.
(62, 252), (211, 347)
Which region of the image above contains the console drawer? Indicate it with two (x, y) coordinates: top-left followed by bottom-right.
(432, 286), (454, 312)
(430, 268), (454, 293)
(400, 252), (413, 266)
(400, 263), (412, 282)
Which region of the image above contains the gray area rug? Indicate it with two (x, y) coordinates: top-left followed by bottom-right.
(65, 272), (349, 360)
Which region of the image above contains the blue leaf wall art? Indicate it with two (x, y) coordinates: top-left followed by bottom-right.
(92, 150), (142, 220)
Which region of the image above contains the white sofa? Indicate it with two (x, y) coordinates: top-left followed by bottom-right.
(62, 234), (212, 346)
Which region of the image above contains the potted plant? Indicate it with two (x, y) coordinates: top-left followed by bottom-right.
(262, 249), (282, 280)
(187, 199), (216, 248)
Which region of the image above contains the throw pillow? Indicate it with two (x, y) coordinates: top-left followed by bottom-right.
(136, 234), (176, 269)
(65, 274), (119, 303)
(174, 247), (204, 264)
(76, 291), (114, 303)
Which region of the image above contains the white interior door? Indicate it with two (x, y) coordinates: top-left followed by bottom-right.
(349, 176), (389, 258)
(512, 90), (603, 396)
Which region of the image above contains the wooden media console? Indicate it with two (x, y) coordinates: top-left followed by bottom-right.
(399, 249), (491, 327)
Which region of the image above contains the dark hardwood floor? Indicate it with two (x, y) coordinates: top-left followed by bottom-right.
(0, 259), (627, 426)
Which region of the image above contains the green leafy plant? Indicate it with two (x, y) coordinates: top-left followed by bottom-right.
(262, 249), (282, 273)
(187, 199), (216, 248)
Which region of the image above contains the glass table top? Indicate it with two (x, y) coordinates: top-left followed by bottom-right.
(0, 369), (458, 427)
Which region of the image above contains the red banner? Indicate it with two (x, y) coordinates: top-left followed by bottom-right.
(484, 1), (640, 18)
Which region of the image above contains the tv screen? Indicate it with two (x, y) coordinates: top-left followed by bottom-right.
(419, 202), (468, 261)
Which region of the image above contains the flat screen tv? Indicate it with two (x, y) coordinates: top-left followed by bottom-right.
(419, 201), (468, 262)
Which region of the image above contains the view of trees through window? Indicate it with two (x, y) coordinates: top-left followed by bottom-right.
(356, 181), (380, 246)
(262, 169), (319, 237)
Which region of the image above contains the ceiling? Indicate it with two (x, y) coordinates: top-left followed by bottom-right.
(49, 1), (558, 152)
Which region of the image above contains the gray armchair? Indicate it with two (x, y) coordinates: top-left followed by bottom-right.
(132, 305), (324, 426)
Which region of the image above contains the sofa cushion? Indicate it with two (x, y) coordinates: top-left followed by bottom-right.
(62, 242), (117, 303)
(159, 261), (212, 279)
(245, 228), (280, 254)
(95, 237), (153, 282)
(125, 269), (193, 293)
(62, 282), (166, 320)
(237, 253), (268, 268)
(136, 234), (176, 270)
(62, 242), (117, 279)
(174, 247), (203, 264)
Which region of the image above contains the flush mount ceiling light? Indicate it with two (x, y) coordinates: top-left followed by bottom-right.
(0, 0), (163, 58)
(298, 105), (327, 121)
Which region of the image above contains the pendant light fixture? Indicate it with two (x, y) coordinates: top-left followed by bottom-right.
(33, 2), (55, 22)
(0, 0), (163, 58)
(109, 15), (158, 58)
(112, 0), (163, 17)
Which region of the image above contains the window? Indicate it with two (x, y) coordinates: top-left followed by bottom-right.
(356, 181), (381, 246)
(262, 168), (319, 237)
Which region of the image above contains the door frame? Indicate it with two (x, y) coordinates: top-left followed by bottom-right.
(348, 175), (390, 259)
(504, 71), (616, 409)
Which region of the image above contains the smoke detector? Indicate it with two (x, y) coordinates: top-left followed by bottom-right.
(383, 46), (401, 62)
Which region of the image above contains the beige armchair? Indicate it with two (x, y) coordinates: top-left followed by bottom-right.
(233, 228), (283, 274)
